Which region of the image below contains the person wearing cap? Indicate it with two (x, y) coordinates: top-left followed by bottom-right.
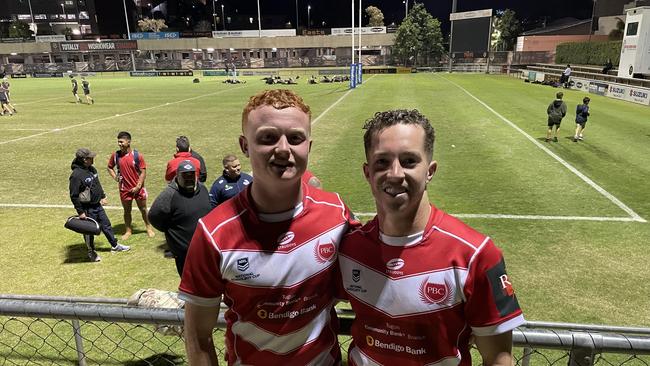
(69, 148), (130, 262)
(148, 160), (211, 276)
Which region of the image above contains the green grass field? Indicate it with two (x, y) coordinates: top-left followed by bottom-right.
(1, 71), (649, 332)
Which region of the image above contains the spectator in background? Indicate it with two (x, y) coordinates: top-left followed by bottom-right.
(602, 59), (613, 74)
(573, 97), (591, 142)
(208, 154), (252, 207)
(149, 160), (211, 276)
(1, 77), (17, 113)
(546, 92), (567, 142)
(0, 84), (14, 116)
(107, 131), (156, 240)
(165, 136), (202, 183)
(190, 146), (208, 183)
(81, 77), (94, 104)
(561, 64), (571, 87)
(70, 75), (81, 103)
(69, 148), (130, 262)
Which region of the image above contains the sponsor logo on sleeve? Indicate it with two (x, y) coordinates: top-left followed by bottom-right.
(486, 258), (521, 317)
(236, 257), (249, 272)
(352, 269), (361, 282)
(419, 278), (455, 306)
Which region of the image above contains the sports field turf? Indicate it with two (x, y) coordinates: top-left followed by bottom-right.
(0, 72), (649, 329)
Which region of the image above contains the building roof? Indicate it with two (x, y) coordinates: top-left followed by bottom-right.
(522, 18), (592, 36)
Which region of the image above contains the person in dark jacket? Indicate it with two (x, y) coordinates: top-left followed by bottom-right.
(546, 92), (567, 142)
(573, 97), (591, 142)
(208, 154), (253, 208)
(69, 148), (130, 262)
(148, 160), (211, 276)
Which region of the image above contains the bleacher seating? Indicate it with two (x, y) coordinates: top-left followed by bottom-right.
(524, 64), (650, 88)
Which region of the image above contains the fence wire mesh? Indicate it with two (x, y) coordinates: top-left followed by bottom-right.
(1, 300), (650, 365)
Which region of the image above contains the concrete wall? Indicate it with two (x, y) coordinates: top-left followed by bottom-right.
(595, 15), (627, 35)
(519, 35), (610, 52)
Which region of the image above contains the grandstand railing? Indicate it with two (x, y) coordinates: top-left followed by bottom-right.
(1, 296), (650, 365)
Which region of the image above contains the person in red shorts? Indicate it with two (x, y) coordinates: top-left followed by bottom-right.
(107, 131), (155, 240)
(179, 89), (359, 365)
(338, 110), (524, 366)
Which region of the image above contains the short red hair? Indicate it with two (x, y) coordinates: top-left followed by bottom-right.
(241, 89), (311, 131)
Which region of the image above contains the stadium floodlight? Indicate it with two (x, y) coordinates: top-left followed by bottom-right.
(212, 0), (217, 31)
(257, 0), (262, 37)
(27, 0), (36, 34)
(402, 0), (408, 18)
(221, 4), (226, 30)
(307, 5), (311, 29)
(295, 0), (299, 29)
(61, 3), (66, 23)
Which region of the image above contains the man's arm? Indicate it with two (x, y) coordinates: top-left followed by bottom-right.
(184, 302), (220, 365)
(475, 331), (514, 366)
(148, 189), (172, 232)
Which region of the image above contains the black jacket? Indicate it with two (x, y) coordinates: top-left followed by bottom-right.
(191, 150), (208, 183)
(69, 159), (107, 214)
(148, 180), (212, 255)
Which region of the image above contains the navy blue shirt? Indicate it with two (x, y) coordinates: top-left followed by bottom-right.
(208, 171), (253, 207)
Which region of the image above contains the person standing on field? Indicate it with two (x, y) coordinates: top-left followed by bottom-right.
(546, 92), (567, 142)
(81, 77), (94, 104)
(573, 97), (590, 142)
(107, 131), (156, 240)
(338, 110), (524, 366)
(70, 75), (81, 103)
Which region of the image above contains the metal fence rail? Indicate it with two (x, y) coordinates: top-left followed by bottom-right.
(1, 297), (650, 365)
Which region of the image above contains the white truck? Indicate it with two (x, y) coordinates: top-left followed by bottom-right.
(618, 6), (650, 79)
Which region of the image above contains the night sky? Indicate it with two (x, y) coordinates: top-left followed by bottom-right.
(98, 0), (596, 35)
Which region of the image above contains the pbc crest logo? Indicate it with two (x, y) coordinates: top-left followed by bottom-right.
(314, 241), (336, 263)
(352, 269), (361, 282)
(419, 277), (455, 305)
(236, 257), (249, 272)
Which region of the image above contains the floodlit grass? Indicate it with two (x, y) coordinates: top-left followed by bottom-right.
(0, 72), (649, 359)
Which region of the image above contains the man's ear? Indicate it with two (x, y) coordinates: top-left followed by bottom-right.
(427, 160), (437, 183)
(239, 136), (249, 157)
(363, 163), (370, 183)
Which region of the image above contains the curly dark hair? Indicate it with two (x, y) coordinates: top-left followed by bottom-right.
(362, 109), (435, 159)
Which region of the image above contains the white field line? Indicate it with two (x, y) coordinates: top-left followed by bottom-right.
(312, 75), (376, 126)
(0, 203), (639, 222)
(6, 128), (52, 131)
(15, 87), (135, 106)
(438, 75), (647, 224)
(0, 85), (249, 146)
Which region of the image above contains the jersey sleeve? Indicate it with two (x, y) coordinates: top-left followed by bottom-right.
(178, 220), (225, 307)
(463, 240), (524, 337)
(107, 152), (116, 170)
(137, 152), (147, 170)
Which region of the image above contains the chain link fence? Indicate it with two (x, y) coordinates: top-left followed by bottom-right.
(1, 296), (649, 365)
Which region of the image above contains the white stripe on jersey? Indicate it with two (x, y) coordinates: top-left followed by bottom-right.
(232, 305), (332, 355)
(471, 314), (526, 336)
(350, 346), (462, 366)
(207, 209), (248, 237)
(339, 255), (469, 318)
(220, 224), (347, 288)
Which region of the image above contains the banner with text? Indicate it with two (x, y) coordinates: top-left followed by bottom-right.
(212, 29), (296, 38)
(131, 32), (180, 40)
(331, 27), (387, 36)
(52, 40), (138, 53)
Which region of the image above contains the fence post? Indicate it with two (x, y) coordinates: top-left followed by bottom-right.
(71, 319), (87, 366)
(568, 347), (596, 366)
(521, 346), (533, 366)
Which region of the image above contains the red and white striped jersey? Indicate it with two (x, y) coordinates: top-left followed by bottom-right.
(339, 205), (524, 366)
(179, 182), (358, 366)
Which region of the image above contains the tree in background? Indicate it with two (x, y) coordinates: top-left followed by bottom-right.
(365, 6), (385, 27)
(8, 20), (33, 38)
(494, 9), (522, 51)
(393, 3), (444, 66)
(608, 18), (625, 40)
(137, 18), (168, 32)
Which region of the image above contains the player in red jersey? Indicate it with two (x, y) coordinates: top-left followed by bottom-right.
(179, 89), (358, 366)
(107, 131), (155, 239)
(338, 110), (524, 366)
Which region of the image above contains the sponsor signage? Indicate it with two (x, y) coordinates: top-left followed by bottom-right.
(130, 71), (193, 77)
(36, 35), (67, 43)
(363, 68), (397, 74)
(203, 70), (228, 76)
(10, 73), (27, 79)
(331, 26), (386, 35)
(569, 77), (590, 92)
(130, 71), (158, 77)
(180, 31), (213, 38)
(52, 40), (138, 52)
(589, 82), (608, 96)
(212, 29), (296, 38)
(131, 32), (180, 40)
(626, 86), (650, 105)
(450, 9), (492, 21)
(607, 85), (627, 100)
(301, 29), (331, 36)
(32, 72), (64, 78)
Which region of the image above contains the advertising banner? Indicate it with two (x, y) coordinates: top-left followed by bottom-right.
(180, 31), (213, 38)
(331, 26), (386, 35)
(607, 84), (628, 101)
(131, 32), (180, 40)
(626, 86), (650, 105)
(52, 40), (138, 52)
(212, 29), (296, 38)
(349, 64), (357, 89)
(36, 35), (67, 43)
(569, 77), (590, 92)
(589, 82), (608, 96)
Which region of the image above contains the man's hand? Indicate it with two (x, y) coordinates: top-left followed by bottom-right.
(129, 185), (141, 194)
(78, 213), (87, 219)
(100, 198), (107, 206)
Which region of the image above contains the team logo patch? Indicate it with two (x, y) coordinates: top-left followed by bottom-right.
(486, 258), (521, 317)
(236, 257), (249, 272)
(386, 258), (405, 271)
(314, 242), (336, 263)
(352, 269), (361, 282)
(277, 231), (295, 246)
(419, 277), (454, 305)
